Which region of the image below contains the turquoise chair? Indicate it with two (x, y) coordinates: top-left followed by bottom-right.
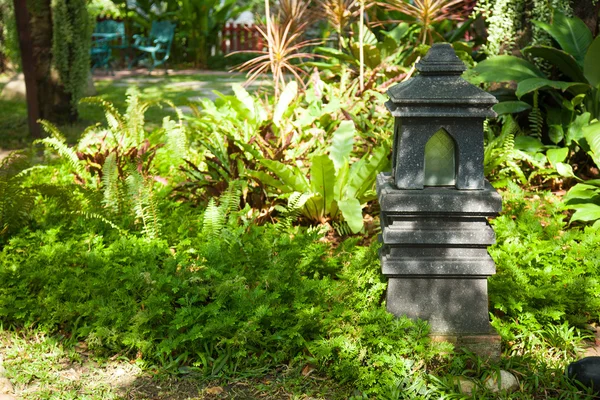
(91, 20), (127, 74)
(129, 21), (176, 72)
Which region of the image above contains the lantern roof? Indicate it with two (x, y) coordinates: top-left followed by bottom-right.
(386, 43), (497, 118)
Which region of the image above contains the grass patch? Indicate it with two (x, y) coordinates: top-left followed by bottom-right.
(0, 72), (261, 149)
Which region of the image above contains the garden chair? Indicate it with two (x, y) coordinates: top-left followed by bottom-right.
(129, 21), (176, 72)
(90, 20), (127, 74)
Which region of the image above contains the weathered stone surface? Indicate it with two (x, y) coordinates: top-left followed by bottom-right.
(386, 43), (497, 190)
(387, 277), (491, 333)
(484, 370), (519, 393)
(378, 44), (500, 357)
(377, 173), (502, 215)
(454, 376), (476, 395)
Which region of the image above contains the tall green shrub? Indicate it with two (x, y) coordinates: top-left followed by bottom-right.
(51, 0), (93, 109)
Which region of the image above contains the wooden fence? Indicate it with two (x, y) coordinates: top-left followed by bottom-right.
(220, 23), (263, 54)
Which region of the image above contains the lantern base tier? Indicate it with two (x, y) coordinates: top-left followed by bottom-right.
(377, 173), (502, 215)
(380, 246), (496, 277)
(387, 277), (492, 334)
(376, 172), (502, 335)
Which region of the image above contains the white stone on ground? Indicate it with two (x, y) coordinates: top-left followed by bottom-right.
(484, 370), (519, 392)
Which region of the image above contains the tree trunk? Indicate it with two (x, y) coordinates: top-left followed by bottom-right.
(17, 0), (75, 128)
(571, 0), (600, 37)
(13, 0), (41, 138)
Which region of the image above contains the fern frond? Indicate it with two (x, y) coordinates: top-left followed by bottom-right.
(163, 117), (188, 161)
(202, 198), (225, 236)
(36, 122), (88, 179)
(529, 91), (543, 139)
(0, 153), (35, 239)
(101, 152), (121, 213)
(70, 210), (125, 233)
(126, 170), (161, 239)
(80, 97), (124, 131)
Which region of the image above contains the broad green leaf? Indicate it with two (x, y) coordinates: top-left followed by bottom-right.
(310, 155), (336, 213)
(338, 198), (363, 234)
(565, 183), (600, 202)
(260, 159), (309, 193)
(515, 136), (544, 153)
(314, 47), (354, 62)
(515, 78), (589, 98)
(522, 46), (587, 82)
(350, 42), (381, 70)
(566, 112), (591, 146)
(570, 203), (600, 222)
(556, 162), (576, 178)
(549, 124), (565, 144)
(582, 120), (600, 167)
(584, 37), (600, 88)
(329, 121), (355, 172)
(380, 23), (409, 43)
(232, 84), (256, 120)
(334, 163), (350, 201)
(471, 56), (544, 84)
(532, 12), (592, 64)
(346, 145), (390, 202)
(493, 101), (531, 115)
(273, 81), (297, 127)
(246, 170), (287, 192)
(546, 147), (569, 166)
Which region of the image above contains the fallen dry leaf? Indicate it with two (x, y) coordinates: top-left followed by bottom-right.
(205, 386), (224, 395)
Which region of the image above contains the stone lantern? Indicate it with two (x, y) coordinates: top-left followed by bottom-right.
(376, 43), (503, 358)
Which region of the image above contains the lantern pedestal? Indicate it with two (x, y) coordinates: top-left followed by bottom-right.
(377, 173), (502, 359)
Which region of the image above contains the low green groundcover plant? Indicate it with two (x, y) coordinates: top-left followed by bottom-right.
(0, 217), (445, 397)
(2, 186), (600, 398)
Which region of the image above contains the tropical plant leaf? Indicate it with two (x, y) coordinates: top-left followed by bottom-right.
(546, 147), (569, 167)
(310, 154), (336, 214)
(515, 136), (544, 152)
(329, 120), (355, 172)
(337, 198), (363, 234)
(549, 124), (565, 144)
(565, 183), (600, 202)
(570, 203), (600, 222)
(471, 56), (544, 84)
(566, 112), (591, 146)
(532, 12), (592, 65)
(232, 84), (259, 122)
(493, 101), (532, 115)
(246, 170), (288, 191)
(522, 46), (587, 83)
(314, 46), (355, 63)
(584, 36), (600, 88)
(273, 81), (298, 127)
(556, 162), (576, 178)
(516, 78), (589, 98)
(260, 159), (309, 193)
(582, 120), (600, 167)
(346, 145), (389, 202)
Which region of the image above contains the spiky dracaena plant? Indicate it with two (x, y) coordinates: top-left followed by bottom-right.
(317, 0), (361, 49)
(377, 0), (464, 44)
(232, 0), (321, 98)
